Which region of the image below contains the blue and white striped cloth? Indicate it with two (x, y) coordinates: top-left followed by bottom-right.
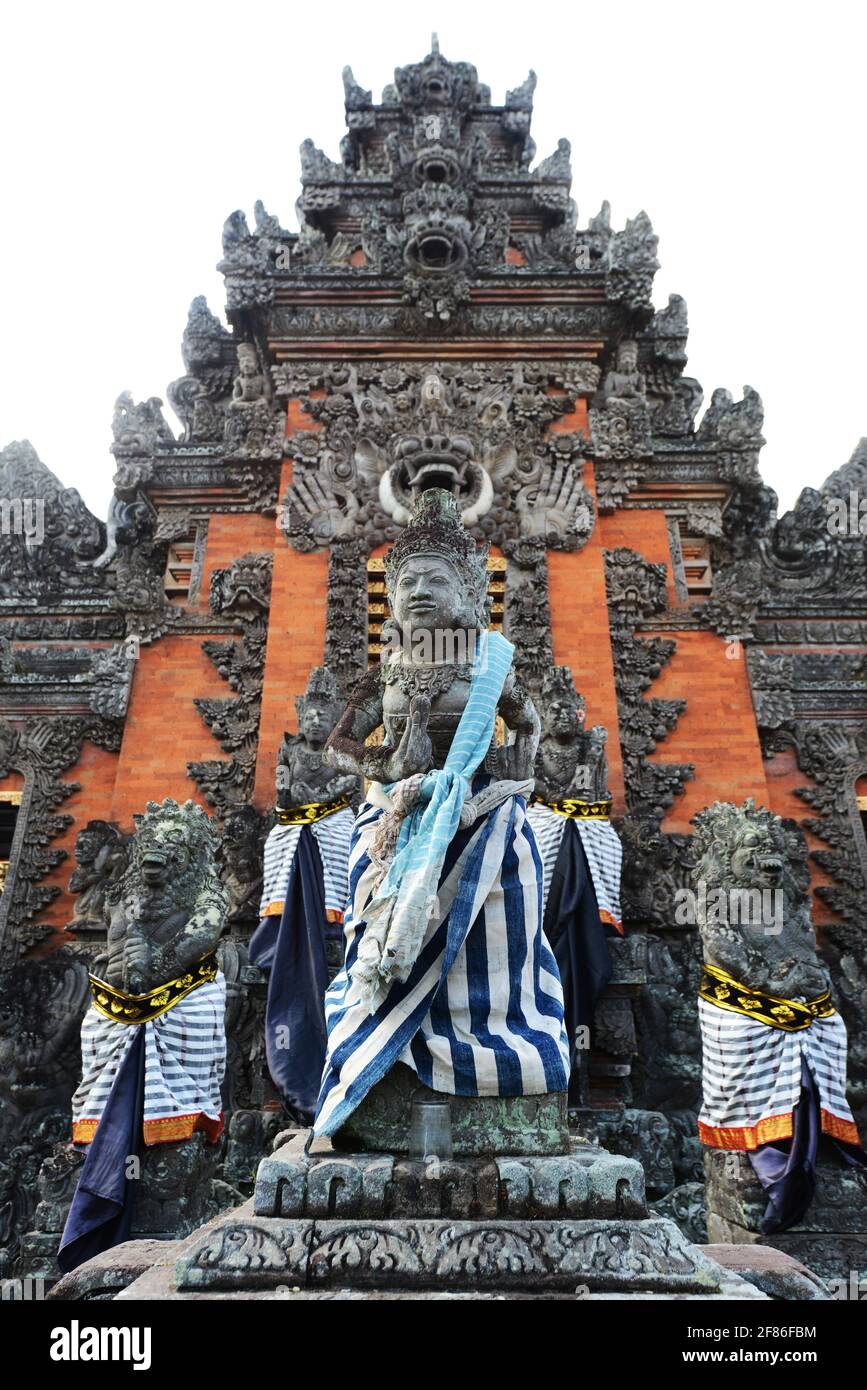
(356, 629), (517, 1003)
(312, 789), (570, 1138)
(259, 809), (355, 920)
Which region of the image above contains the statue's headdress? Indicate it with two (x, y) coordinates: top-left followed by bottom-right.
(383, 488), (489, 619)
(295, 665), (342, 720)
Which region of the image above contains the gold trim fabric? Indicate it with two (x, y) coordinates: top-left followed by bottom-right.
(275, 795), (350, 826)
(88, 951), (219, 1025)
(699, 963), (836, 1033)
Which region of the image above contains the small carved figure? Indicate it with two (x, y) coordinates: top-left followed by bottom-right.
(67, 821), (129, 934)
(533, 666), (610, 804)
(276, 667), (358, 810)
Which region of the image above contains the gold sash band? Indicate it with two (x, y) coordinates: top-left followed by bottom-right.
(276, 795), (350, 826)
(89, 951), (219, 1025)
(699, 963), (836, 1032)
(530, 794), (612, 820)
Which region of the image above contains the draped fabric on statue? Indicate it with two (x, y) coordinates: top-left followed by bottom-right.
(312, 782), (570, 1140)
(58, 1026), (146, 1273)
(249, 826), (334, 1119)
(697, 998), (860, 1151)
(748, 1059), (867, 1234)
(71, 978), (226, 1146)
(540, 821), (617, 1076)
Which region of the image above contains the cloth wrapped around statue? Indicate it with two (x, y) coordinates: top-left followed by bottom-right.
(697, 964), (859, 1151)
(527, 800), (622, 1081)
(312, 631), (570, 1140)
(71, 963), (227, 1147)
(250, 801), (355, 1118)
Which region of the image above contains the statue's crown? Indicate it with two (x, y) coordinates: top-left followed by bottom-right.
(541, 665), (585, 704)
(304, 666), (340, 701)
(384, 488), (488, 597)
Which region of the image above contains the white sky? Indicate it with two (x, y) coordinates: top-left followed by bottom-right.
(1, 0), (864, 520)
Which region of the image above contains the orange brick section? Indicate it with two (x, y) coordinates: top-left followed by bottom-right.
(547, 464), (625, 814)
(253, 459), (329, 808)
(646, 629), (768, 832)
(600, 507), (683, 609)
(199, 511), (277, 612)
(763, 746), (842, 928)
(110, 635), (233, 824)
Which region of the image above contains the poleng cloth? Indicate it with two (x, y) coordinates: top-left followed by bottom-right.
(259, 801), (354, 921)
(527, 800), (622, 932)
(312, 780), (570, 1139)
(698, 965), (859, 1150)
(71, 973), (226, 1146)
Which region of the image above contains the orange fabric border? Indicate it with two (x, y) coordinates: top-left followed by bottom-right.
(73, 1110), (224, 1147)
(699, 1107), (860, 1151)
(599, 909), (623, 935)
(261, 901), (343, 923)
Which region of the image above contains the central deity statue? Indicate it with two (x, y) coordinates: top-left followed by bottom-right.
(313, 489), (570, 1146)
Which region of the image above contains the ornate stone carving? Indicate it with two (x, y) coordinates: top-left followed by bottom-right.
(533, 665), (610, 802)
(67, 821), (130, 936)
(276, 667), (358, 809)
(189, 554), (272, 816)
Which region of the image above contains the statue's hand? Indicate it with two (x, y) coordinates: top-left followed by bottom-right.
(123, 936), (151, 993)
(383, 695), (432, 782)
(499, 734), (534, 782)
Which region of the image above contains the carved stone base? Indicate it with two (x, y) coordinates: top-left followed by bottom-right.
(254, 1130), (647, 1221)
(704, 1148), (867, 1282)
(171, 1207), (737, 1297)
(333, 1062), (570, 1157)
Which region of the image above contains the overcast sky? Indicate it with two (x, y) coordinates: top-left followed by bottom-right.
(1, 0), (864, 520)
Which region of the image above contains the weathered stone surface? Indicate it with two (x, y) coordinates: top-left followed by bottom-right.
(47, 1240), (180, 1302)
(702, 1243), (830, 1301)
(253, 1134), (645, 1220)
(706, 1214), (867, 1286)
(306, 1217), (721, 1293)
(176, 1216), (313, 1290)
(704, 1149), (867, 1233)
(334, 1061), (570, 1156)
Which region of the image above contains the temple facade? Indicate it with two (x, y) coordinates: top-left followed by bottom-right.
(1, 40), (866, 1282)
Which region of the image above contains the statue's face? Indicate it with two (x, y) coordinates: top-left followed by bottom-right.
(389, 553), (476, 635)
(299, 697), (334, 748)
(544, 692), (585, 736)
(617, 342), (638, 372)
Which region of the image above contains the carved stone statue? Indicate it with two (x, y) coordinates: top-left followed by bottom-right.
(67, 821), (129, 935)
(224, 344), (282, 459)
(312, 488), (570, 1153)
(61, 799), (228, 1272)
(690, 799), (864, 1234)
(533, 665), (610, 805)
(276, 667), (358, 810)
(250, 667), (359, 1121)
(590, 339), (653, 463)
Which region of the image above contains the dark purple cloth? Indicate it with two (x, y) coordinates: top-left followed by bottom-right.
(542, 821), (615, 1086)
(749, 1058), (867, 1234)
(58, 1024), (146, 1273)
(249, 824), (330, 1123)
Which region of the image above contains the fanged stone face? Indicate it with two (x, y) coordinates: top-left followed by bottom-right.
(136, 827), (188, 887)
(730, 830), (785, 890)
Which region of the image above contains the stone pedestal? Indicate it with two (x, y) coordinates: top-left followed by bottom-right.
(704, 1148), (867, 1283)
(333, 1061), (570, 1157)
(46, 1128), (770, 1300)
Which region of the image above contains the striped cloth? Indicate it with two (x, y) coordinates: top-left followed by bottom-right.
(313, 789), (570, 1138)
(698, 997), (860, 1150)
(355, 630), (516, 1007)
(71, 976), (226, 1146)
(259, 808), (355, 921)
(527, 803), (623, 931)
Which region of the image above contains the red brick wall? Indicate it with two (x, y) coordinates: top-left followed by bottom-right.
(199, 512), (277, 612)
(548, 465), (625, 813)
(646, 629), (769, 832)
(110, 636), (232, 824)
(252, 461), (330, 808)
